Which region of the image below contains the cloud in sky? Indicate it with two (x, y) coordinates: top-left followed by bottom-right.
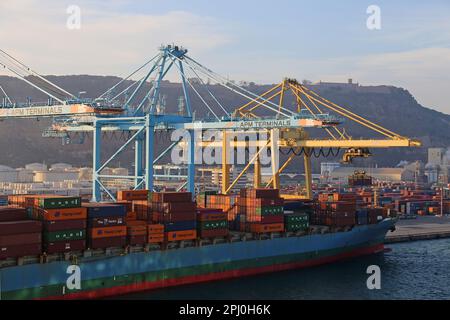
(0, 0), (233, 75)
(0, 0), (449, 114)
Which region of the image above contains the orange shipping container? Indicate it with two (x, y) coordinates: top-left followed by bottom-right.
(117, 190), (149, 201)
(126, 220), (147, 236)
(250, 223), (284, 233)
(38, 207), (87, 221)
(165, 230), (197, 242)
(90, 226), (127, 239)
(148, 224), (164, 234)
(148, 234), (164, 243)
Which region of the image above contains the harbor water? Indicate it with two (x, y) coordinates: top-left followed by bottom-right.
(119, 238), (450, 300)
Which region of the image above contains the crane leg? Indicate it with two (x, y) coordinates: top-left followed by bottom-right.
(145, 117), (154, 192)
(254, 154), (261, 188)
(92, 122), (102, 202)
(221, 130), (230, 194)
(304, 148), (313, 200)
(270, 129), (280, 190)
(187, 130), (195, 196)
(134, 136), (144, 189)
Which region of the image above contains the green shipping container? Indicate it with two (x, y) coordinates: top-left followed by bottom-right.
(198, 220), (228, 230)
(255, 206), (284, 215)
(44, 229), (86, 242)
(285, 222), (309, 232)
(284, 213), (309, 224)
(37, 197), (82, 209)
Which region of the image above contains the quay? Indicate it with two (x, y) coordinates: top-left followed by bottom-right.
(385, 216), (450, 244)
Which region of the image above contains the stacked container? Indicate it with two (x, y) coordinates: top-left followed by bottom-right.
(238, 189), (284, 234)
(284, 213), (309, 232)
(83, 203), (127, 249)
(25, 195), (87, 254)
(0, 207), (42, 259)
(196, 208), (228, 238)
(314, 193), (356, 227)
(126, 220), (147, 245)
(151, 192), (197, 242)
(200, 193), (239, 222)
(147, 224), (164, 244)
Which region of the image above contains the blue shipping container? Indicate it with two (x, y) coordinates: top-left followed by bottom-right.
(84, 204), (126, 218)
(165, 220), (197, 232)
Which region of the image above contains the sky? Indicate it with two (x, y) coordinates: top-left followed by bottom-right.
(0, 0), (449, 114)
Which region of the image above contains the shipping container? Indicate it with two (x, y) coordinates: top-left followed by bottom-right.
(198, 229), (229, 238)
(44, 240), (86, 254)
(88, 216), (125, 228)
(165, 230), (197, 241)
(43, 229), (85, 242)
(0, 233), (42, 246)
(147, 224), (164, 234)
(32, 207), (87, 221)
(164, 220), (197, 232)
(152, 192), (192, 203)
(0, 243), (42, 259)
(117, 190), (149, 201)
(43, 219), (86, 232)
(0, 207), (28, 222)
(0, 220), (42, 236)
(83, 203), (127, 218)
(249, 223), (284, 233)
(88, 236), (127, 249)
(89, 226), (127, 239)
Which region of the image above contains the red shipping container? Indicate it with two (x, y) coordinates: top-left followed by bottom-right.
(0, 233), (42, 246)
(153, 202), (196, 213)
(44, 240), (86, 254)
(89, 236), (127, 249)
(247, 215), (284, 224)
(0, 243), (42, 259)
(198, 229), (229, 238)
(152, 192), (192, 203)
(44, 219), (86, 232)
(0, 220), (42, 235)
(0, 207), (28, 222)
(154, 211), (197, 223)
(127, 235), (147, 245)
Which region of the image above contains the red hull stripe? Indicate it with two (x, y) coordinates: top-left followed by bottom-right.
(40, 243), (384, 300)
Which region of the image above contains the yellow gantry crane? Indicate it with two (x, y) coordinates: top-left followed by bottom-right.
(202, 78), (421, 199)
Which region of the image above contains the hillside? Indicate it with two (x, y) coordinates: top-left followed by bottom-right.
(0, 75), (449, 171)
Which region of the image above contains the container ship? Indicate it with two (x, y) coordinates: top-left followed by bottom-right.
(0, 189), (396, 300)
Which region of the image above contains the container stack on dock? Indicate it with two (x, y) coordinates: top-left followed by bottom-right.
(0, 206), (42, 259)
(196, 208), (228, 239)
(83, 203), (127, 249)
(151, 192), (197, 242)
(238, 189), (284, 234)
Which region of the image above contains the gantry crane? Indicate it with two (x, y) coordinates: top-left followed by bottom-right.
(208, 78), (421, 199)
(1, 45), (421, 202)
